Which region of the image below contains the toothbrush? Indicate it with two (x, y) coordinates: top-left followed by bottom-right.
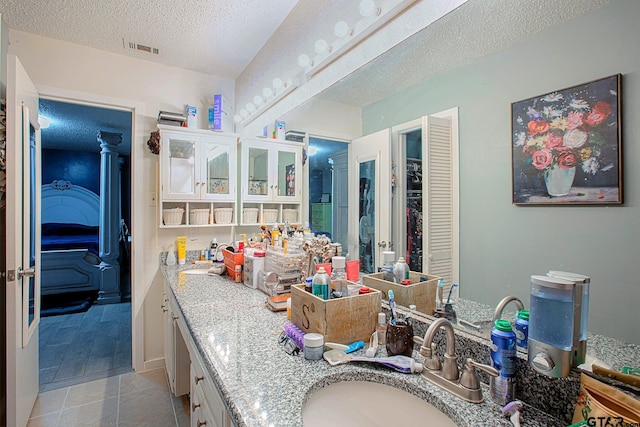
(388, 290), (397, 324)
(446, 283), (459, 304)
(502, 400), (523, 427)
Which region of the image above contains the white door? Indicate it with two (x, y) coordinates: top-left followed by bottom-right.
(5, 54), (41, 427)
(348, 129), (391, 274)
(422, 115), (455, 286)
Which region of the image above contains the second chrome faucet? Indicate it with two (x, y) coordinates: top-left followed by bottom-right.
(415, 317), (498, 403)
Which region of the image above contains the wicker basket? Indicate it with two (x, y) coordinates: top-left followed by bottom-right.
(163, 208), (184, 225)
(214, 208), (233, 224)
(263, 209), (278, 224)
(282, 209), (298, 223)
(189, 209), (210, 225)
(243, 208), (259, 224)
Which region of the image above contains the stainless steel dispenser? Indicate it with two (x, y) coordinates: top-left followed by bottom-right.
(528, 272), (590, 378)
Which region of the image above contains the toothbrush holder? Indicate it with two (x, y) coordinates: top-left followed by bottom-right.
(385, 321), (414, 358)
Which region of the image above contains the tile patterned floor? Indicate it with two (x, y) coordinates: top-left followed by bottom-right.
(39, 302), (132, 392)
(27, 367), (190, 427)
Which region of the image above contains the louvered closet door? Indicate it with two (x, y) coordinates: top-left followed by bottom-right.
(422, 115), (453, 288)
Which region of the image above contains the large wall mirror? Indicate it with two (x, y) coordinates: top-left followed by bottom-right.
(275, 0), (640, 366)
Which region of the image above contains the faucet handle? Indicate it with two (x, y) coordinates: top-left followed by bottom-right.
(460, 358), (499, 390)
(422, 343), (442, 371)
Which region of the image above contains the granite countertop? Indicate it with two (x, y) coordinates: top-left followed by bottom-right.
(161, 263), (563, 427)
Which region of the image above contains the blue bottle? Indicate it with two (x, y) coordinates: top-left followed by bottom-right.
(490, 319), (517, 405)
(515, 310), (529, 350)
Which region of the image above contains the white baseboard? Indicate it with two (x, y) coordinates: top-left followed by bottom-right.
(142, 357), (165, 372)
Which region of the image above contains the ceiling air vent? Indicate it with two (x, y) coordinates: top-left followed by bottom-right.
(123, 39), (160, 55)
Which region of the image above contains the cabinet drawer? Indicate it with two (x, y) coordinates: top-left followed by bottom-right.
(191, 349), (226, 427)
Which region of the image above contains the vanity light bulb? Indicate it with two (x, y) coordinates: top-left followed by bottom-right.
(272, 78), (283, 90)
(240, 109), (249, 118)
(246, 102), (256, 113)
(233, 114), (242, 123)
(314, 39), (329, 54)
(263, 87), (274, 98)
(334, 21), (350, 38)
(359, 0), (379, 17)
(297, 54), (311, 68)
(253, 95), (264, 106)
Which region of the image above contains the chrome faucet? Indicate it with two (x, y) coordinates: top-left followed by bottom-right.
(416, 318), (498, 403)
(492, 296), (525, 325)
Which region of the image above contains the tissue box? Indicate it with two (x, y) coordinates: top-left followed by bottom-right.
(290, 284), (381, 344)
(362, 272), (441, 316)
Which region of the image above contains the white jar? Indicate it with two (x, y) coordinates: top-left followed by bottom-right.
(303, 333), (324, 360)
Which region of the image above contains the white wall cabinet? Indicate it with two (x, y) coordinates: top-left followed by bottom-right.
(159, 125), (238, 228)
(240, 137), (302, 225)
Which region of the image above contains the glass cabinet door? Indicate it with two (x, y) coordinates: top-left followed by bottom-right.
(275, 147), (299, 199)
(166, 137), (197, 199)
(247, 147), (269, 197)
(203, 144), (230, 197)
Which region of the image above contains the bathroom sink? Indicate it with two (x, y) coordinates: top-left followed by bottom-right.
(302, 381), (457, 427)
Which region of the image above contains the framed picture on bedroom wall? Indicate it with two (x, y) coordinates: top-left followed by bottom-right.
(511, 74), (622, 205)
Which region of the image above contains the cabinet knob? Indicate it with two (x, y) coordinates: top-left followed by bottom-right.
(172, 314), (178, 321)
(195, 375), (204, 384)
(162, 308), (168, 313)
(192, 402), (201, 412)
(197, 421), (207, 427)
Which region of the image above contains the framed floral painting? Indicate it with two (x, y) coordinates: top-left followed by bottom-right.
(511, 74), (622, 205)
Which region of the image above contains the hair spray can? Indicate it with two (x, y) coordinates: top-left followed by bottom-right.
(490, 319), (517, 405)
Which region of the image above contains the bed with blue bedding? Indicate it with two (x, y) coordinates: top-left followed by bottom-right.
(40, 180), (104, 296)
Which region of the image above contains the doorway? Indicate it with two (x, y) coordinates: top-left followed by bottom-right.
(307, 137), (349, 252)
(37, 98), (133, 391)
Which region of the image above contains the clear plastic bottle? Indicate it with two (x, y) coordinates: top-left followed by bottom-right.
(393, 257), (409, 284)
(435, 279), (444, 310)
(376, 312), (387, 346)
(381, 251), (396, 282)
(331, 256), (347, 297)
(312, 267), (331, 300)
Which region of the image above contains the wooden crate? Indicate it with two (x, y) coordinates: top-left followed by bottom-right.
(290, 284), (381, 344)
(362, 272), (441, 316)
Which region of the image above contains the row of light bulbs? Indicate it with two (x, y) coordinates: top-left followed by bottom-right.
(235, 0), (412, 127)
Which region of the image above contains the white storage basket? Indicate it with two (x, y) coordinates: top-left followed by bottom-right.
(189, 208), (210, 225)
(243, 208), (259, 224)
(282, 209), (298, 223)
(263, 209), (278, 224)
(214, 208), (233, 224)
(163, 208), (184, 225)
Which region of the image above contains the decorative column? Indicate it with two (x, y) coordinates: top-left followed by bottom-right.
(96, 131), (122, 304)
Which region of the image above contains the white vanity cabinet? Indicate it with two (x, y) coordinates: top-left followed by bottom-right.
(240, 137), (302, 225)
(158, 125), (238, 227)
(162, 292), (190, 396)
(164, 284), (232, 427)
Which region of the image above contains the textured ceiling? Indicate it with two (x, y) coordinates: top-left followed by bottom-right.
(39, 99), (132, 154)
(1, 0), (611, 151)
(0, 0), (300, 79)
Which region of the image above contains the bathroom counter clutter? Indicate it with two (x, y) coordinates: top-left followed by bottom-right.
(161, 264), (563, 427)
